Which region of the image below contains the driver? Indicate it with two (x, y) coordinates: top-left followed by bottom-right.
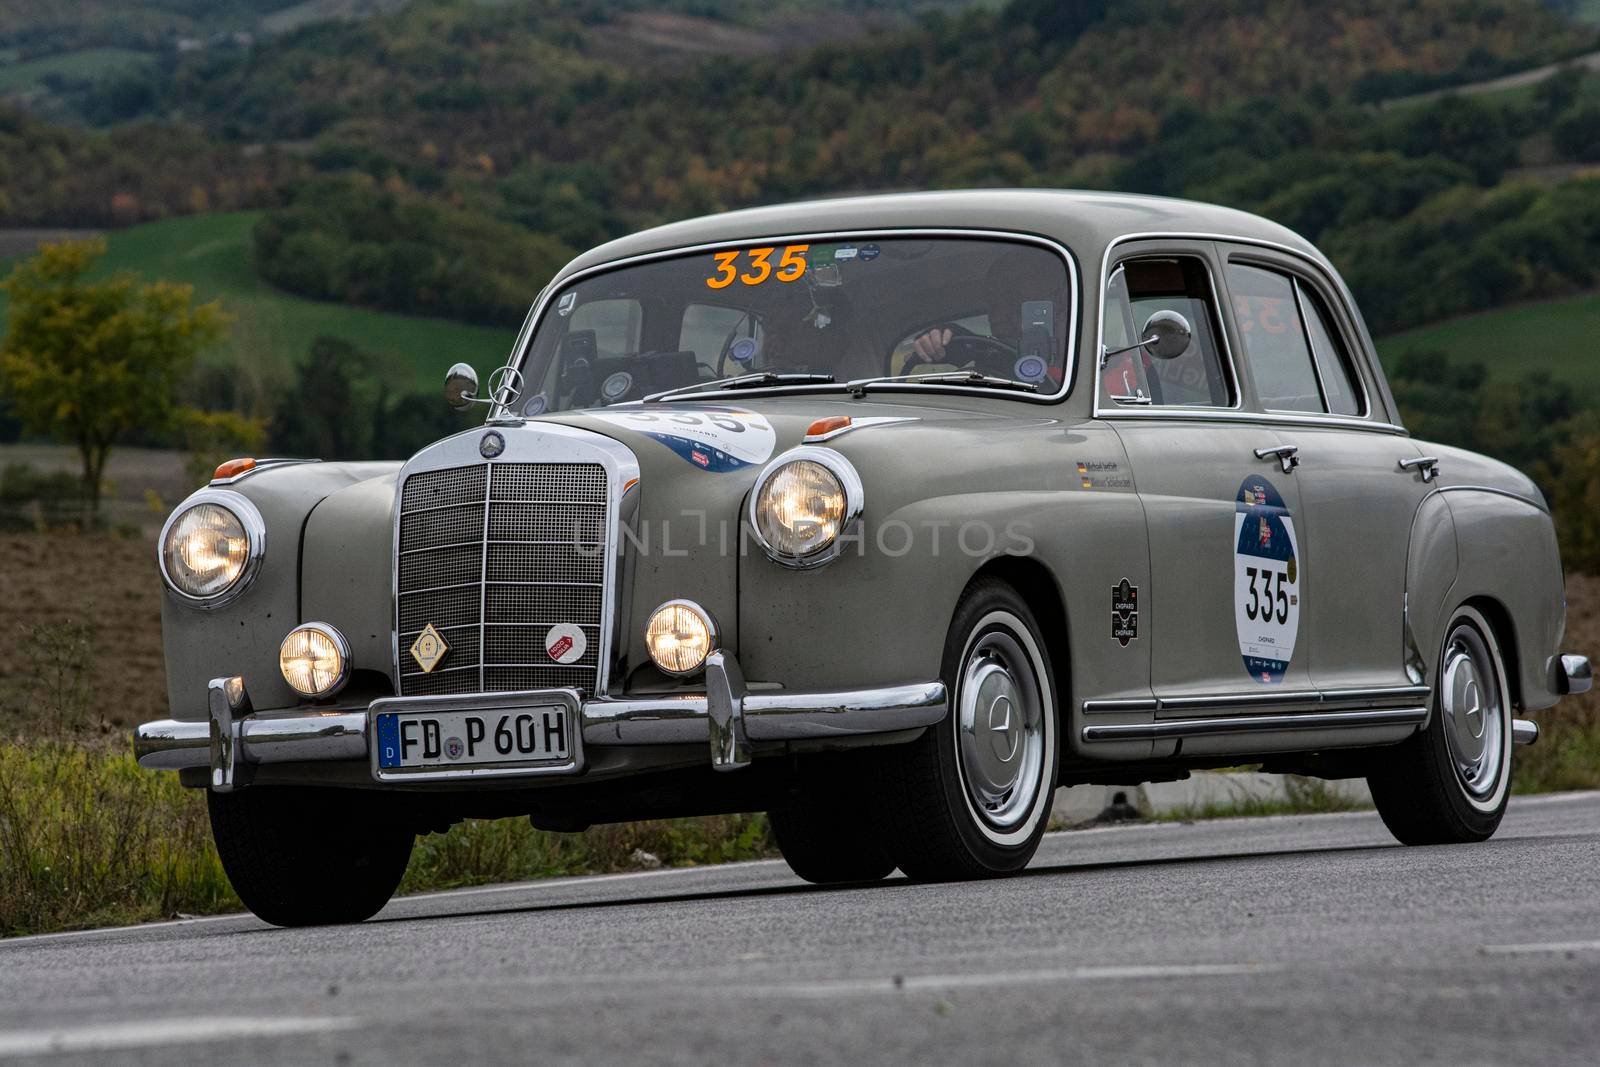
(900, 256), (1055, 377)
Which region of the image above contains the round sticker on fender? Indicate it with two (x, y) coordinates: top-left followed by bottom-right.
(545, 623), (587, 665)
(1233, 475), (1300, 684)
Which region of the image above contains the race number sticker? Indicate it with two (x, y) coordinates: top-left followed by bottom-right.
(585, 407), (776, 472)
(1233, 475), (1301, 684)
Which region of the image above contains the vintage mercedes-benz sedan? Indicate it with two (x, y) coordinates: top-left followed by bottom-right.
(136, 190), (1590, 926)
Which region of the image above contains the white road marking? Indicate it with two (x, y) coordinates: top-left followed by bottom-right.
(1481, 940), (1600, 955)
(0, 1017), (358, 1057)
(746, 962), (1280, 998)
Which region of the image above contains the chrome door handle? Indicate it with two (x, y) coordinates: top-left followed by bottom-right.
(1399, 456), (1441, 483)
(1254, 444), (1299, 474)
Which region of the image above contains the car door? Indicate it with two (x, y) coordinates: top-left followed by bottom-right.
(1101, 242), (1317, 711)
(1217, 250), (1429, 696)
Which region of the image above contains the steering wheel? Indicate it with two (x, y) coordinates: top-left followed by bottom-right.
(942, 333), (1017, 377)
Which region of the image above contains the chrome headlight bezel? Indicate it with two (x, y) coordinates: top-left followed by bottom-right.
(278, 621), (351, 700)
(748, 446), (865, 569)
(644, 599), (720, 677)
(157, 488), (266, 609)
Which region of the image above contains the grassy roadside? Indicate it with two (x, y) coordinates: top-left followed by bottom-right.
(0, 744), (773, 937)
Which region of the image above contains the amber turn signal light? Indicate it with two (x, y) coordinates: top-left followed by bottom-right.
(213, 457), (257, 481)
(804, 416), (851, 439)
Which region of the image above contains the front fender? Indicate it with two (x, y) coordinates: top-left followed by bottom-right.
(160, 462), (399, 720)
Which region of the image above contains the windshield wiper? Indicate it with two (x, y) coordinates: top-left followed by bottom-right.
(643, 372), (835, 402)
(845, 370), (1038, 397)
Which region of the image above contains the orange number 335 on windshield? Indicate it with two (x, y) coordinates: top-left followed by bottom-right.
(706, 245), (809, 289)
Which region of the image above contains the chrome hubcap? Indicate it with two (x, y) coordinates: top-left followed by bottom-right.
(1440, 624), (1505, 799)
(957, 629), (1044, 832)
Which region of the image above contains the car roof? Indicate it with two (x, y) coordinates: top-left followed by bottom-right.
(556, 189), (1322, 280)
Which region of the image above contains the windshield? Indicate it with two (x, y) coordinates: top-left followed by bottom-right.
(513, 235), (1074, 413)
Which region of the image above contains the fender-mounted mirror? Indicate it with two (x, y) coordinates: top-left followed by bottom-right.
(444, 363), (479, 411)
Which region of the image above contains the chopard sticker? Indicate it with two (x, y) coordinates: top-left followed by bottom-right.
(585, 407), (776, 472)
(1234, 475), (1301, 684)
(545, 623), (587, 665)
(1112, 578), (1139, 646)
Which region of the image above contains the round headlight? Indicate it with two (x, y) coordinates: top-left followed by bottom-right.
(750, 447), (863, 567)
(159, 491), (264, 606)
(279, 622), (350, 699)
(645, 600), (718, 676)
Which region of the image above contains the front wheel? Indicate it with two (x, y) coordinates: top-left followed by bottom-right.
(875, 578), (1059, 881)
(209, 787), (415, 927)
(770, 753), (897, 885)
(1368, 605), (1513, 845)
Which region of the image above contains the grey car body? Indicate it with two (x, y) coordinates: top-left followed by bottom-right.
(135, 190), (1590, 921)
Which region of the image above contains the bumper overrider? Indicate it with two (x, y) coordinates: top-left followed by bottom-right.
(132, 651), (947, 792)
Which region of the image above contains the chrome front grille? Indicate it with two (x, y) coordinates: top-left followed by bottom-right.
(396, 461), (608, 697)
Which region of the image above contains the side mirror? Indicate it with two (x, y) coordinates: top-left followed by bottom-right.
(1101, 310), (1194, 362)
(444, 363), (479, 411)
(1140, 310), (1192, 360)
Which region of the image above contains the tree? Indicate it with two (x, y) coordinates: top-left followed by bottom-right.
(0, 240), (227, 523)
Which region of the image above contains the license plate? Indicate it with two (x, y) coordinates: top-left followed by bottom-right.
(370, 691), (582, 780)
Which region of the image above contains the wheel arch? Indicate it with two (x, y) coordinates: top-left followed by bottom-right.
(964, 554), (1071, 741)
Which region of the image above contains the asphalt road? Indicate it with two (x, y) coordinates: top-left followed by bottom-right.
(4, 794), (1600, 1065)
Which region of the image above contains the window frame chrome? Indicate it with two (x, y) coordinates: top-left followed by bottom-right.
(1094, 232), (1407, 434)
(747, 445), (866, 570)
(157, 488), (267, 610)
(1100, 250), (1244, 412)
(502, 228), (1083, 411)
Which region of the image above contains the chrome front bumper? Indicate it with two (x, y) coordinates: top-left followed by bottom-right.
(133, 651), (947, 791)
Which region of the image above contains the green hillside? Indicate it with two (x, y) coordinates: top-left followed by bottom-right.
(1377, 291), (1600, 398)
(1, 214), (519, 394)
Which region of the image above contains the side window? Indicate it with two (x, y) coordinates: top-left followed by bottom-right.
(1227, 263), (1366, 417)
(1299, 286), (1365, 417)
(1227, 265), (1322, 413)
(1102, 256), (1233, 408)
(569, 299), (641, 360)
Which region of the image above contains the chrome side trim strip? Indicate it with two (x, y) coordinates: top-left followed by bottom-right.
(1159, 690), (1321, 710)
(1081, 706), (1427, 743)
(1318, 685), (1433, 703)
(1081, 698), (1160, 715)
(1079, 685), (1433, 717)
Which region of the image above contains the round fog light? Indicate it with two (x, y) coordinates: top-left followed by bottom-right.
(645, 600), (717, 676)
(279, 622), (350, 699)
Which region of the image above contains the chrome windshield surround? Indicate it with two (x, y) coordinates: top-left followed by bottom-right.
(504, 227), (1082, 412)
(1093, 231), (1407, 434)
(156, 488), (267, 610)
(389, 423), (641, 697)
(747, 445), (865, 570)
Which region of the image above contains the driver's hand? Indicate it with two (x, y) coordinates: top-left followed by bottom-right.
(910, 328), (953, 365)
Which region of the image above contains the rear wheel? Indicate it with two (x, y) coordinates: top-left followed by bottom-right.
(1368, 605), (1513, 845)
(770, 754), (896, 885)
(208, 787), (414, 927)
(875, 578), (1059, 881)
